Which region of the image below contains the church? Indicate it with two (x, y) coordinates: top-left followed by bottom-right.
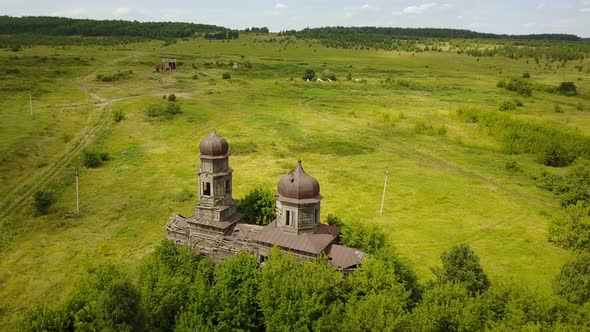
(166, 130), (365, 271)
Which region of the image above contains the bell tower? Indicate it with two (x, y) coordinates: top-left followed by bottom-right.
(195, 130), (237, 223)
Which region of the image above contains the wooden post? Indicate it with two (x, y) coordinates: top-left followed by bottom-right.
(380, 168), (389, 215)
(84, 85), (89, 104)
(75, 168), (80, 214)
(29, 93), (33, 116)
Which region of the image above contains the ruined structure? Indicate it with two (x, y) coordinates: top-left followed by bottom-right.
(166, 130), (364, 271)
(162, 59), (177, 71)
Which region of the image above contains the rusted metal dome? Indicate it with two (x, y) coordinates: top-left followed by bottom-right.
(199, 130), (229, 157)
(277, 160), (321, 200)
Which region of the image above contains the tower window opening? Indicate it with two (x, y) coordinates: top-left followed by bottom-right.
(285, 210), (291, 226)
(202, 181), (211, 196)
(314, 209), (319, 224)
(225, 179), (231, 195)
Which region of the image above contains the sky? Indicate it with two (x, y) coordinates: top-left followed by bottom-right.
(1, 0), (590, 37)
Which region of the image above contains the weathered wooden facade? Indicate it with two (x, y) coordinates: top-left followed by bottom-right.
(166, 130), (365, 271)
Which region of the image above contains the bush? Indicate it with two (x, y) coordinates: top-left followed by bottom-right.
(222, 72), (231, 79)
(548, 202), (590, 252)
(346, 72), (352, 81)
(167, 94), (177, 102)
(34, 190), (54, 214)
(83, 149), (106, 168)
(146, 102), (182, 119)
(505, 160), (520, 172)
(321, 69), (336, 81)
(302, 69), (315, 81)
(237, 187), (276, 225)
(191, 74), (198, 80)
(556, 82), (577, 96)
(522, 72), (531, 78)
(554, 254), (590, 304)
(560, 159), (590, 207)
(432, 243), (491, 295)
(112, 110), (125, 123)
(499, 100), (518, 112)
(554, 104), (564, 113)
(497, 78), (533, 96)
(538, 142), (570, 167)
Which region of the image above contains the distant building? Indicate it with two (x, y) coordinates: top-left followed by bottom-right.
(166, 130), (365, 271)
(162, 59), (177, 71)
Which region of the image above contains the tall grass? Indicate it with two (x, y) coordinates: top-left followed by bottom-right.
(456, 108), (590, 166)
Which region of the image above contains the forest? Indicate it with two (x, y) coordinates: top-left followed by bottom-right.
(0, 16), (237, 40)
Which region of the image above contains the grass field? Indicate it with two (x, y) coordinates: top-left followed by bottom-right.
(1, 34), (589, 328)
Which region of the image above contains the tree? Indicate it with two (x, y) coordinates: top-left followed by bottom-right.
(222, 72), (231, 79)
(33, 190), (54, 214)
(210, 251), (262, 331)
(303, 69), (316, 81)
(554, 254), (590, 305)
(432, 243), (491, 295)
(257, 247), (343, 331)
(556, 82), (577, 96)
(237, 187), (276, 225)
(548, 202), (590, 252)
(560, 159), (590, 207)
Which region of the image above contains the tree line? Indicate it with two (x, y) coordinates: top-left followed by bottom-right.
(0, 16), (237, 40)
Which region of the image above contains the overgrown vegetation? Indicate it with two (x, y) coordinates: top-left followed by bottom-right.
(82, 149), (109, 168)
(237, 187), (276, 225)
(33, 190), (54, 215)
(19, 239), (590, 331)
(456, 108), (590, 166)
(146, 100), (182, 119)
(497, 77), (533, 96)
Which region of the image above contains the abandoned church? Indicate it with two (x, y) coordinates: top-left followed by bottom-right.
(166, 130), (365, 271)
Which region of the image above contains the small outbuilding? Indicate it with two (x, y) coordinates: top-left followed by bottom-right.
(163, 59), (177, 71)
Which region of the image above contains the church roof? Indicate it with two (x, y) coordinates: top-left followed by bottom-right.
(277, 161), (322, 203)
(326, 244), (366, 270)
(249, 220), (339, 255)
(199, 130), (229, 158)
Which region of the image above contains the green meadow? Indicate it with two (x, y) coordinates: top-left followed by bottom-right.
(1, 34), (589, 328)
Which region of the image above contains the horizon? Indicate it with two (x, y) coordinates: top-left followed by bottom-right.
(1, 0), (589, 38)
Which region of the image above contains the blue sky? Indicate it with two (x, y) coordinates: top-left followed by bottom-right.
(1, 0), (589, 37)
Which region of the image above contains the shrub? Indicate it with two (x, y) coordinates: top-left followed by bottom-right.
(146, 102), (182, 119)
(538, 142), (570, 167)
(321, 69), (336, 81)
(499, 100), (518, 112)
(167, 94), (177, 102)
(505, 160), (520, 172)
(302, 69), (315, 81)
(577, 103), (585, 111)
(548, 202), (590, 252)
(556, 82), (577, 96)
(346, 72), (352, 81)
(522, 72), (531, 78)
(237, 187), (276, 225)
(553, 254), (590, 304)
(191, 74), (198, 80)
(432, 243), (491, 295)
(222, 72), (231, 79)
(560, 159), (590, 207)
(554, 104), (564, 113)
(34, 190), (55, 214)
(83, 149), (105, 168)
(112, 110), (125, 123)
(497, 77), (533, 96)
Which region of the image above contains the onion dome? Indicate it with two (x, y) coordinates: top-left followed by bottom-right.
(199, 130), (229, 157)
(277, 161), (322, 201)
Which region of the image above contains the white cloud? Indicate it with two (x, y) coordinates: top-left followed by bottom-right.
(456, 15), (463, 20)
(113, 7), (130, 16)
(395, 2), (453, 15)
(581, 7), (590, 12)
(51, 8), (87, 17)
(275, 3), (288, 10)
(536, 3), (545, 10)
(522, 22), (536, 28)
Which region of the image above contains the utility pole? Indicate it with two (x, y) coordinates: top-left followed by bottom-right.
(380, 168), (389, 215)
(75, 168), (80, 214)
(84, 85), (89, 105)
(29, 93), (33, 116)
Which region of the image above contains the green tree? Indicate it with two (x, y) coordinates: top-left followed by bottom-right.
(548, 202), (590, 252)
(257, 247), (343, 331)
(33, 190), (54, 214)
(554, 254), (590, 305)
(237, 187), (276, 225)
(138, 240), (204, 332)
(556, 82), (577, 96)
(303, 69), (316, 81)
(432, 243), (491, 295)
(210, 251), (262, 331)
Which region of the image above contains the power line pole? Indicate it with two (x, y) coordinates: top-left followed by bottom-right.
(84, 85), (89, 105)
(380, 168), (389, 215)
(75, 168), (80, 214)
(29, 93), (33, 116)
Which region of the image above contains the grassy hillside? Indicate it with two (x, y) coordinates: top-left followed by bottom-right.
(1, 33), (589, 328)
